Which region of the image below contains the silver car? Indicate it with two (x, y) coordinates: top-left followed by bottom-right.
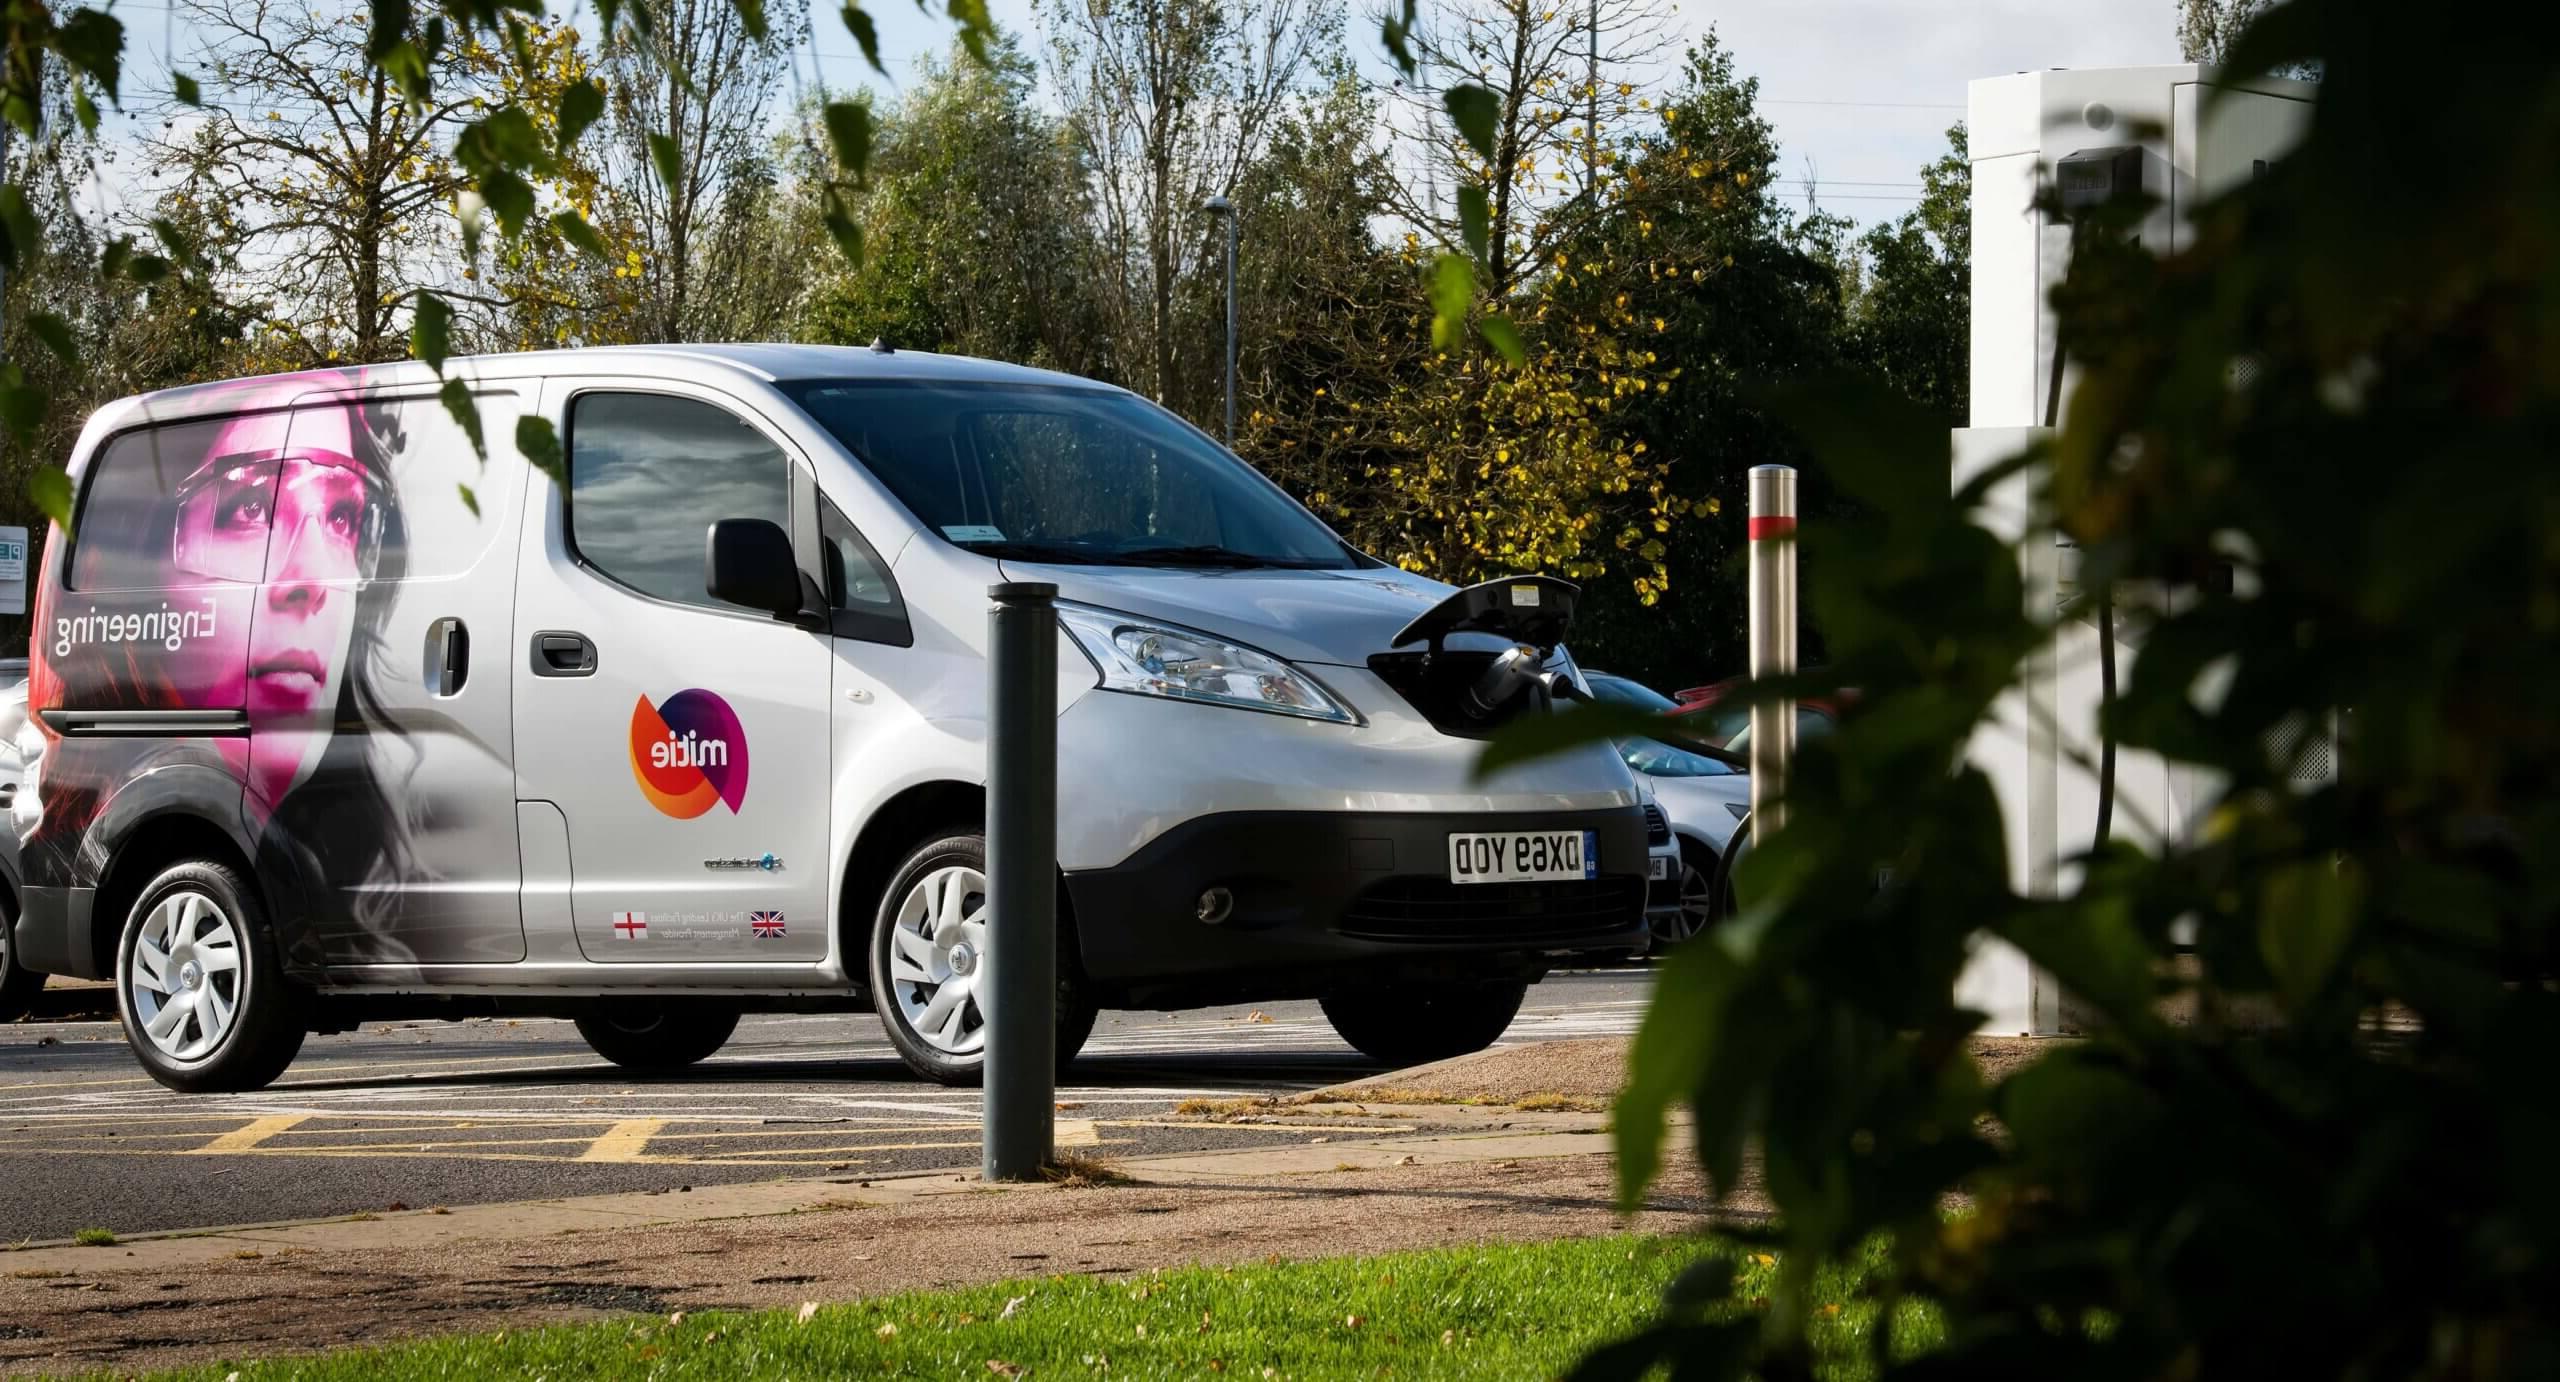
(14, 346), (1652, 1090)
(1586, 672), (1750, 946)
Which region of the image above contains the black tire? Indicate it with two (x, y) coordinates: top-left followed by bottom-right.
(868, 832), (1097, 1086)
(0, 891), (46, 1022)
(1320, 980), (1529, 1067)
(114, 860), (305, 1093)
(1652, 839), (1721, 950)
(573, 1000), (741, 1071)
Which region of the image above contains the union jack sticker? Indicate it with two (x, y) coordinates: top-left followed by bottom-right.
(749, 911), (787, 939)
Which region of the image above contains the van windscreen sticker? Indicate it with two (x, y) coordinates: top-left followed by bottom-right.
(629, 689), (750, 818)
(941, 524), (1007, 543)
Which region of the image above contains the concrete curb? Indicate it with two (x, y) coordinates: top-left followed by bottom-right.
(0, 1115), (1620, 1274)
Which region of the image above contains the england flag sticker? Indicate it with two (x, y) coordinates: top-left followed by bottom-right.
(610, 912), (648, 940)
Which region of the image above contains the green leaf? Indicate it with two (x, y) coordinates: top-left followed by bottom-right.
(412, 292), (453, 373)
(367, 0), (415, 64)
(2259, 859), (2362, 1011)
(1377, 0), (1419, 78)
(477, 169), (536, 235)
(557, 79), (606, 149)
(728, 0), (769, 40)
(1443, 84), (1500, 164)
(29, 465), (73, 532)
(1428, 253), (1472, 354)
(839, 3), (881, 72)
(822, 100), (873, 181)
(127, 254), (170, 285)
(1456, 184), (1489, 264)
(553, 211), (610, 260)
(171, 71), (202, 106)
(26, 312), (79, 369)
(0, 370), (48, 437)
(0, 185), (39, 271)
(72, 88), (99, 137)
(820, 185), (865, 266)
(648, 132), (683, 193)
(438, 376), (487, 461)
(947, 0), (993, 64)
(1477, 312), (1525, 366)
(516, 415), (565, 488)
(53, 9), (125, 100)
(1475, 700), (1731, 780)
(455, 483), (480, 519)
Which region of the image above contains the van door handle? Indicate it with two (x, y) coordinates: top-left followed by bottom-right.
(531, 630), (597, 678)
(432, 617), (471, 695)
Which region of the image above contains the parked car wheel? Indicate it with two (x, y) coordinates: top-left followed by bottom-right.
(1319, 980), (1528, 1067)
(1652, 839), (1720, 948)
(574, 1001), (741, 1071)
(869, 832), (1098, 1086)
(115, 860), (305, 1093)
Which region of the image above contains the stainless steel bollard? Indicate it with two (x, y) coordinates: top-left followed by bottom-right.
(983, 582), (1059, 1182)
(1748, 466), (1798, 835)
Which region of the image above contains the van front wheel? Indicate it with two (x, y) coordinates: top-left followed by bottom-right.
(574, 1001), (740, 1071)
(1320, 980), (1528, 1068)
(869, 833), (1097, 1086)
(116, 860), (306, 1093)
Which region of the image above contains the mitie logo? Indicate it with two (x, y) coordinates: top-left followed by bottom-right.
(629, 689), (750, 818)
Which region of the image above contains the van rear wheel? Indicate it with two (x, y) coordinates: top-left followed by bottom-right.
(1320, 980), (1528, 1067)
(574, 1001), (740, 1071)
(869, 832), (1097, 1086)
(115, 860), (305, 1093)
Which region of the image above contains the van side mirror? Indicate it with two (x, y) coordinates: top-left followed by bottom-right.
(705, 519), (810, 623)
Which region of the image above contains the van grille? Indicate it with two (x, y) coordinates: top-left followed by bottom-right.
(1336, 876), (1644, 943)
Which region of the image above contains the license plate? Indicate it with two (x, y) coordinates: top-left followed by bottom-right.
(1649, 856), (1671, 881)
(1448, 830), (1598, 884)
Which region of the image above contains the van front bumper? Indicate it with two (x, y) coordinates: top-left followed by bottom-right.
(1062, 806), (1649, 1007)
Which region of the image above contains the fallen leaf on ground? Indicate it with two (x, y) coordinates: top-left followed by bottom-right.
(999, 1295), (1027, 1320)
(876, 1322), (898, 1339)
(987, 1362), (1023, 1378)
(666, 1312), (685, 1327)
(1245, 1011), (1273, 1023)
(797, 1302), (820, 1325)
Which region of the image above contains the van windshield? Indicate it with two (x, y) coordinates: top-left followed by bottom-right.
(780, 379), (1361, 570)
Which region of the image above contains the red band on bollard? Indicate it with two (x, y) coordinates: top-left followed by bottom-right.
(1748, 516), (1797, 540)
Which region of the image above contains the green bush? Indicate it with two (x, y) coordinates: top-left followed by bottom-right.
(1504, 2), (2560, 1377)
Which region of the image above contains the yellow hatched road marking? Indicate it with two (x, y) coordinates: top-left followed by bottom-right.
(577, 1119), (667, 1163)
(189, 1114), (308, 1153)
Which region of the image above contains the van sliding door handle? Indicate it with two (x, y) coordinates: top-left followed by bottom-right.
(531, 630), (597, 677)
(431, 617), (471, 695)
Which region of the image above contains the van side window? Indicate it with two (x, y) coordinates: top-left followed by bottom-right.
(568, 393), (790, 611)
(70, 418), (279, 591)
(818, 495), (910, 646)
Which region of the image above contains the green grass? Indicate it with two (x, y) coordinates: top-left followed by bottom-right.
(150, 1233), (1944, 1380)
(70, 1227), (116, 1247)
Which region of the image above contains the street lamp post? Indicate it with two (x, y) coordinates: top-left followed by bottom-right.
(1204, 195), (1237, 446)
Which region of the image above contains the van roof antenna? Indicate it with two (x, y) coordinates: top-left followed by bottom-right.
(870, 336), (894, 354)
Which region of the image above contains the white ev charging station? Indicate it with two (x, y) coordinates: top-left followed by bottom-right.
(1950, 66), (2319, 1035)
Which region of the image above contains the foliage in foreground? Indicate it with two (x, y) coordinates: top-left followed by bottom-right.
(1487, 1), (2560, 1378)
(150, 1234), (1936, 1382)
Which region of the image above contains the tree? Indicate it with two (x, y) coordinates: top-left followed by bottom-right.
(1561, 33), (1854, 687)
(143, 0), (487, 366)
(2178, 0), (2273, 63)
(797, 38), (1105, 372)
(1041, 0), (1332, 419)
(472, 18), (651, 352)
(1378, 0), (1676, 301)
(596, 0), (804, 341)
(1532, 0), (2560, 1376)
(1850, 123), (1968, 422)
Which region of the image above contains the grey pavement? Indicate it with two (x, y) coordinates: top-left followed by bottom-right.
(0, 970), (1649, 1243)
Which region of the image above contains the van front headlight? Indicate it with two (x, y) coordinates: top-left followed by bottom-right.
(1056, 603), (1358, 725)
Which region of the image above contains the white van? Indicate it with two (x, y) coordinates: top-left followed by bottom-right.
(7, 345), (1649, 1091)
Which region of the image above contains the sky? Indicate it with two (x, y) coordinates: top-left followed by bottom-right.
(792, 0), (2186, 223)
(96, 0), (2185, 226)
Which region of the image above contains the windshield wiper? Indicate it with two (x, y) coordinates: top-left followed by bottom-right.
(1108, 544), (1342, 570)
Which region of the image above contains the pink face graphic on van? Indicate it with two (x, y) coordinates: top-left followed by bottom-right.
(202, 406), (380, 812)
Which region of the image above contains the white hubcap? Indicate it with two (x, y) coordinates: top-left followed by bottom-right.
(129, 891), (243, 1062)
(887, 865), (989, 1057)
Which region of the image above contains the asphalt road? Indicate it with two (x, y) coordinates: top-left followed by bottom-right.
(0, 970), (1650, 1244)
